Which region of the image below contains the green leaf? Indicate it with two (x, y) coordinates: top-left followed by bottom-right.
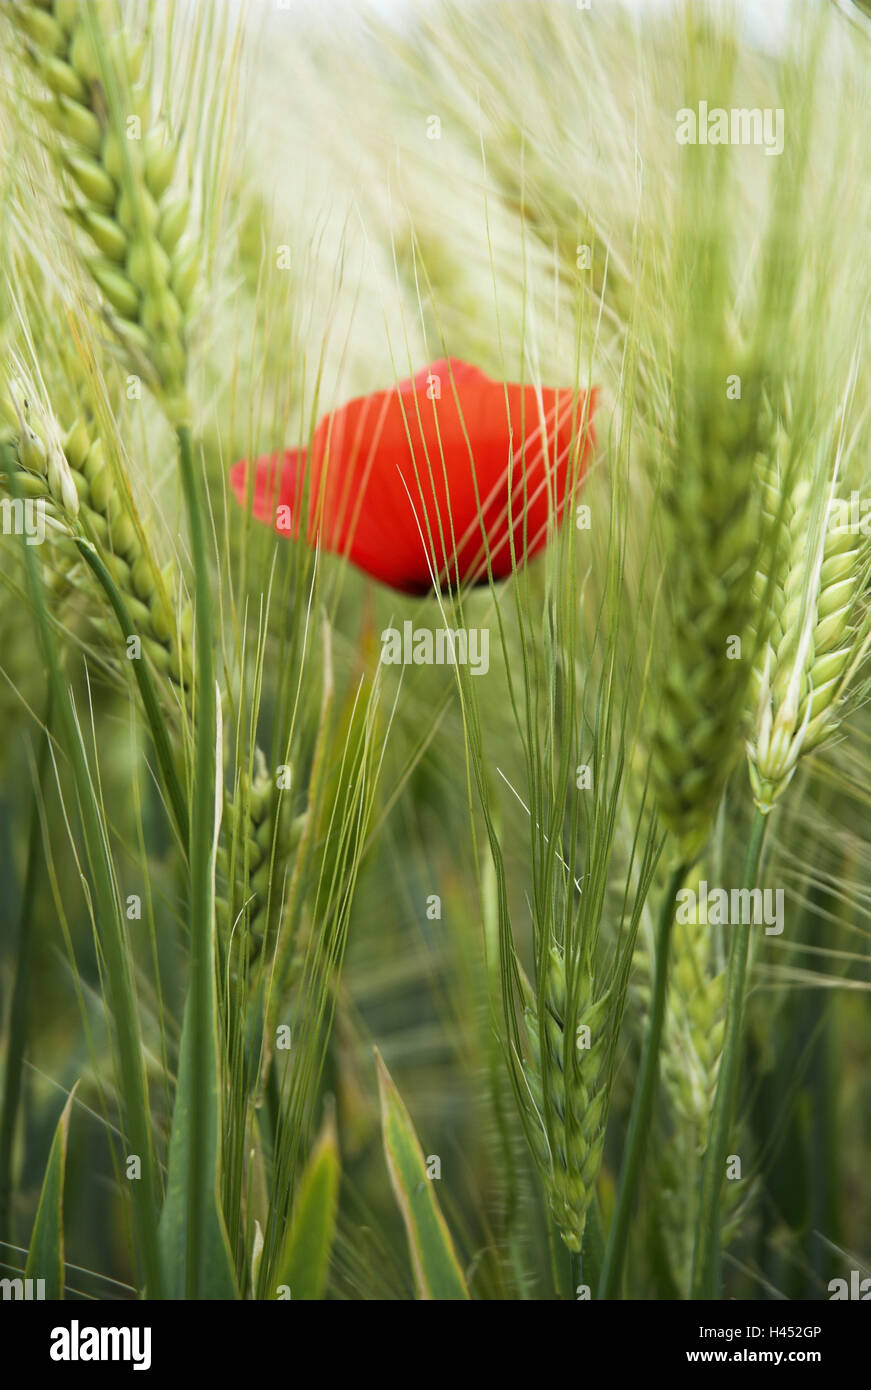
(375, 1050), (469, 1300)
(25, 1084), (77, 1300)
(158, 437), (238, 1298)
(272, 1112), (341, 1301)
(0, 701), (52, 1251)
(157, 985), (239, 1298)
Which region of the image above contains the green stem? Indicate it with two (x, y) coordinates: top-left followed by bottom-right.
(598, 861), (686, 1299)
(0, 699), (52, 1248)
(545, 1214), (563, 1299)
(176, 424), (219, 1299)
(571, 1249), (584, 1300)
(690, 807), (768, 1298)
(582, 1196), (605, 1297)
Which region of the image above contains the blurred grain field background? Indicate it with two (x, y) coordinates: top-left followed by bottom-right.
(0, 0), (869, 1302)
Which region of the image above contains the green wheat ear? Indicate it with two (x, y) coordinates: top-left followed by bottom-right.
(748, 461), (871, 812)
(521, 945), (609, 1252)
(1, 374), (193, 693)
(217, 748), (308, 959)
(655, 899), (749, 1289)
(649, 347), (773, 862)
(7, 1), (197, 425)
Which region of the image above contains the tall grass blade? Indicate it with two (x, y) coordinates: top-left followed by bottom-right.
(24, 1082), (77, 1300)
(272, 1111), (341, 1301)
(157, 429), (237, 1299)
(376, 1049), (469, 1301)
(0, 698), (51, 1249)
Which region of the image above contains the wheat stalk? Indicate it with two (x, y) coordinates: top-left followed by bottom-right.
(1, 369), (310, 956)
(655, 901), (753, 1291)
(6, 0), (197, 424)
(0, 372), (193, 690)
(649, 348), (772, 861)
(662, 917), (723, 1125)
(521, 944), (609, 1253)
(218, 748), (308, 963)
(748, 436), (871, 812)
(4, 6), (295, 965)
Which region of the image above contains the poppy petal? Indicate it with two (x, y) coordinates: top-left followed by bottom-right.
(229, 361), (598, 592)
(229, 448), (305, 536)
(395, 358), (492, 395)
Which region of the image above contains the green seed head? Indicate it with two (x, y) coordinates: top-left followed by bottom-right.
(748, 472), (870, 813)
(649, 358), (772, 861)
(521, 944), (609, 1251)
(8, 1), (196, 424)
(2, 374), (194, 710)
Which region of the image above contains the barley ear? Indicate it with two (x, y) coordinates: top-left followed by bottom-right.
(1, 370), (194, 697)
(655, 897), (752, 1289)
(7, 2), (197, 425)
(217, 749), (308, 963)
(748, 468), (871, 812)
(521, 944), (609, 1252)
(650, 351), (773, 861)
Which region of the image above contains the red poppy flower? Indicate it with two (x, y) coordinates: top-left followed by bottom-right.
(229, 358), (598, 594)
